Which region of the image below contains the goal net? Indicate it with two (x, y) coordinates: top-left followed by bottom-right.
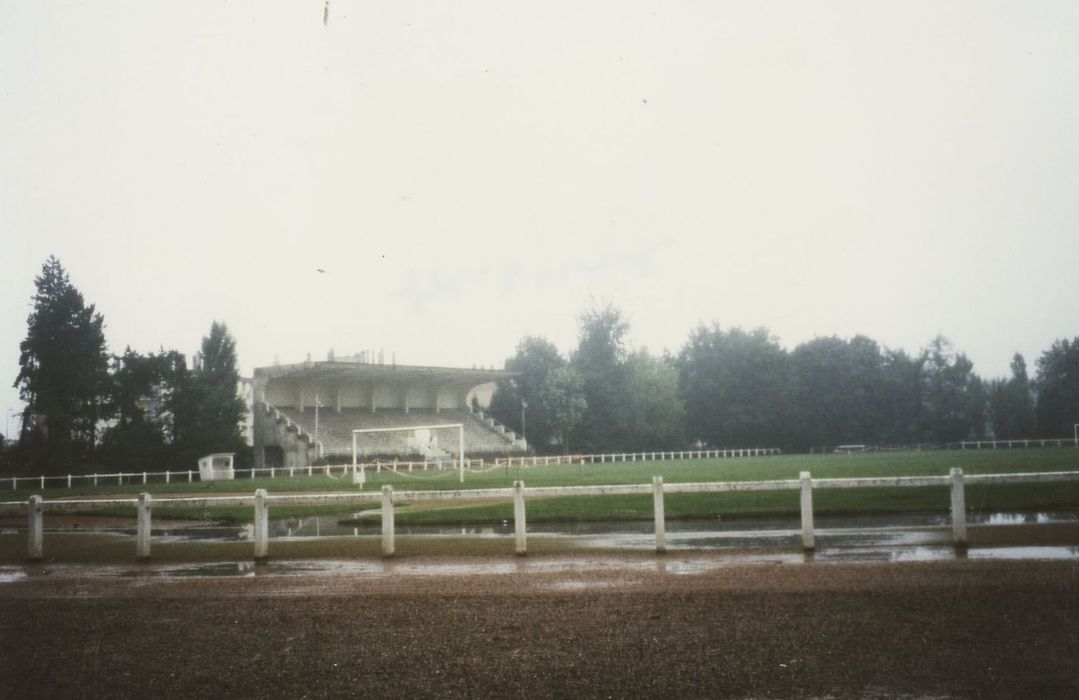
(351, 423), (466, 482)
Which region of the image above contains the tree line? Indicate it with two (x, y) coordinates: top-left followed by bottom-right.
(489, 304), (1079, 454)
(3, 258), (1075, 471)
(1, 257), (247, 475)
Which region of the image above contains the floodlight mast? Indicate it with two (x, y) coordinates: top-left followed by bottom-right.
(458, 429), (465, 483)
(314, 394), (321, 460)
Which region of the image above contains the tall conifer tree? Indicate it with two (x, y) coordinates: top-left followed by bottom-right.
(14, 257), (109, 471)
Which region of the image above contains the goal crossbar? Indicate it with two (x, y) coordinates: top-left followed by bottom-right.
(351, 423), (466, 483)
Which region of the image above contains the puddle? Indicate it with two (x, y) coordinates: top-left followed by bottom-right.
(5, 510), (1079, 575)
(112, 560), (391, 578)
(204, 510), (1079, 542)
(0, 567), (29, 583)
(968, 546), (1079, 560)
(540, 579), (640, 591)
(658, 556), (802, 573)
(5, 543), (1079, 584)
(17, 510), (1079, 544)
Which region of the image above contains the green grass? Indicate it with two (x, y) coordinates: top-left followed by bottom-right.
(5, 449), (1079, 525)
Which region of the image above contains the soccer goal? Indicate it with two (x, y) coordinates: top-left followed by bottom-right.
(351, 423), (466, 482)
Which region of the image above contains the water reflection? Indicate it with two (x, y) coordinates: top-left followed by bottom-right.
(260, 510), (1079, 542)
(0, 567), (28, 583)
(7, 510), (1079, 564)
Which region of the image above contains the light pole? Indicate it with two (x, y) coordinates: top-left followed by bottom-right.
(314, 393), (322, 459)
(4, 409), (21, 447)
(521, 399), (527, 446)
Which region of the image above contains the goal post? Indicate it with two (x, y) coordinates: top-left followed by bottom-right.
(351, 423), (466, 482)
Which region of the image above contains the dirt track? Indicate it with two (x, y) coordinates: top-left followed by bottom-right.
(2, 556), (1078, 698)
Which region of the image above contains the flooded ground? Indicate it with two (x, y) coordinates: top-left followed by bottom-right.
(5, 557), (1079, 699)
(3, 509), (1079, 576)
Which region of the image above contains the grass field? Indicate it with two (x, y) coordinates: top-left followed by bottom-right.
(4, 448), (1079, 525)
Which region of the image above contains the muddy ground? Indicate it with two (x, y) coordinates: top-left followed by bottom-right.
(1, 556), (1078, 698)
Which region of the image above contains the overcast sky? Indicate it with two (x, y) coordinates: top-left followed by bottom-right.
(2, 1), (1078, 433)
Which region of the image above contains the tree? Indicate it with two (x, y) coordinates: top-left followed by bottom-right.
(488, 337), (566, 452)
(988, 353), (1037, 440)
(160, 349), (199, 456)
(105, 348), (168, 428)
(920, 336), (986, 443)
(788, 336), (885, 449)
(556, 305), (688, 452)
(164, 323), (247, 467)
(197, 322), (247, 447)
(1035, 337), (1079, 438)
(570, 304), (632, 452)
(676, 324), (789, 449)
(99, 348), (170, 472)
(619, 351), (686, 451)
(537, 366), (587, 453)
(877, 348), (925, 444)
(14, 257), (109, 472)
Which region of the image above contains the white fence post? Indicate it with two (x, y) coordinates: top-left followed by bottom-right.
(950, 468), (967, 546)
(28, 495), (43, 561)
(137, 493), (152, 560)
(653, 476), (666, 553)
(514, 480), (527, 556)
(166, 471), (170, 484)
(381, 485), (395, 557)
(67, 474), (72, 488)
(800, 471), (815, 551)
(187, 470), (192, 483)
(253, 489), (269, 560)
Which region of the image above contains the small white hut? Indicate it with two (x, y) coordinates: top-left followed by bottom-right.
(198, 453), (235, 481)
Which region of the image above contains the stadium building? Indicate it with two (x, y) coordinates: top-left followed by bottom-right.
(251, 352), (527, 468)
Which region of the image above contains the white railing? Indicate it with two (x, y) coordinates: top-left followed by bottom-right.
(0, 447), (782, 491)
(811, 439), (1079, 453)
(5, 468), (1077, 562)
(961, 438), (1077, 449)
(263, 402), (324, 456)
(494, 448), (781, 468)
(474, 411), (526, 449)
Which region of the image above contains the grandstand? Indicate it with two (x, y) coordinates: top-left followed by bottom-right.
(251, 354), (526, 468)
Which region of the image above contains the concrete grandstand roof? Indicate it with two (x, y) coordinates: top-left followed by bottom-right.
(254, 361), (515, 385)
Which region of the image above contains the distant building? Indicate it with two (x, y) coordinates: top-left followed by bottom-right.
(250, 353), (525, 468)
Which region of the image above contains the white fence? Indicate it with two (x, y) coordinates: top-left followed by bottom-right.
(812, 439), (1079, 453)
(495, 448), (781, 467)
(0, 447), (783, 491)
(5, 468), (1078, 562)
(960, 439), (1077, 449)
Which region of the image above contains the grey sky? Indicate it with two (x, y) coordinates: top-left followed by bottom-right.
(2, 1), (1078, 432)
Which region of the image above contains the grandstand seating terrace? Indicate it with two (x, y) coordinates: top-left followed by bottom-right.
(273, 407), (520, 458)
